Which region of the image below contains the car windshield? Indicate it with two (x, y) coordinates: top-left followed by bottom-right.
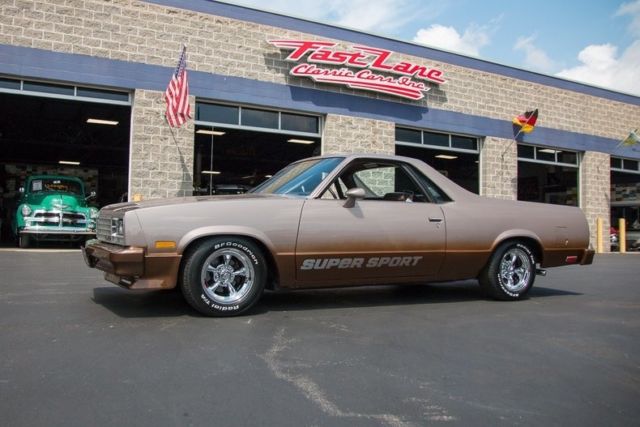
(30, 178), (83, 195)
(251, 157), (344, 196)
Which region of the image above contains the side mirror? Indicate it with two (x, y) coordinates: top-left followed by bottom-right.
(86, 191), (96, 201)
(343, 187), (365, 208)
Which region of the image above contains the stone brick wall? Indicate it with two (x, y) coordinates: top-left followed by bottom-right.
(322, 115), (394, 155)
(480, 137), (518, 200)
(581, 151), (611, 251)
(129, 89), (194, 200)
(1, 0), (638, 142)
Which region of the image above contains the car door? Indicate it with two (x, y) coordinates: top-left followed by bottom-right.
(294, 160), (446, 285)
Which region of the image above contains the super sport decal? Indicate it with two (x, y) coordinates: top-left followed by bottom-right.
(300, 256), (423, 270)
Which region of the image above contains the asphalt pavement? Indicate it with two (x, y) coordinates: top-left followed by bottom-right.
(1, 249), (638, 427)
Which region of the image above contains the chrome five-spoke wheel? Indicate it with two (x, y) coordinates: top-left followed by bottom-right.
(201, 248), (255, 304)
(480, 241), (536, 300)
(181, 237), (267, 316)
(499, 248), (532, 293)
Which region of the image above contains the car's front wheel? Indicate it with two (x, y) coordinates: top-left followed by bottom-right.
(180, 237), (267, 316)
(480, 241), (536, 300)
(18, 234), (30, 249)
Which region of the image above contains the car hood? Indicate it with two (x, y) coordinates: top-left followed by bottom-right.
(23, 193), (87, 211)
(102, 193), (290, 213)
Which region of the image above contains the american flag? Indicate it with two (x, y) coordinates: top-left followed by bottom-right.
(165, 46), (191, 128)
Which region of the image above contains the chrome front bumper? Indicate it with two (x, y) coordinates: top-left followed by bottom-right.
(21, 226), (96, 235)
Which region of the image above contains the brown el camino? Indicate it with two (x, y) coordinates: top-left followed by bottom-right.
(82, 154), (594, 316)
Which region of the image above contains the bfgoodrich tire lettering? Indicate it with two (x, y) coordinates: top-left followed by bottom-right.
(181, 237), (266, 316)
(480, 241), (536, 301)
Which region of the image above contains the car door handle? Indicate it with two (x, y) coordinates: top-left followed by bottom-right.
(428, 217), (443, 223)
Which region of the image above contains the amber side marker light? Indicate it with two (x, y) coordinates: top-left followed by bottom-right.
(155, 241), (176, 249)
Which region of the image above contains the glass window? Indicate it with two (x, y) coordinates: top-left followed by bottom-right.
(451, 136), (477, 150)
(611, 157), (623, 169)
(517, 144), (535, 159)
(536, 148), (556, 162)
(252, 157), (343, 196)
(423, 132), (449, 147)
(353, 167), (397, 198)
(241, 108), (278, 129)
(196, 103), (239, 124)
(325, 161), (433, 202)
(395, 127), (421, 144)
(411, 169), (451, 203)
(624, 159), (639, 171)
(23, 81), (74, 96)
(30, 178), (83, 195)
(76, 87), (129, 102)
(0, 78), (20, 90)
(558, 150), (577, 165)
(281, 112), (318, 133)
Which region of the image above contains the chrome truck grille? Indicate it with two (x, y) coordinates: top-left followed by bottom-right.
(32, 211), (87, 227)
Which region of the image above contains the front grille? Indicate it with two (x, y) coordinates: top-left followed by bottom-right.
(30, 211), (88, 227)
(33, 211), (60, 226)
(96, 216), (112, 241)
(96, 212), (125, 245)
(62, 212), (86, 226)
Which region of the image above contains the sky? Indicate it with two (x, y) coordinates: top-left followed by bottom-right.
(224, 0), (640, 96)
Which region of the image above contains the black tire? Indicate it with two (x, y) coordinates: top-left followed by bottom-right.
(18, 234), (30, 249)
(180, 237), (267, 316)
(479, 241), (536, 300)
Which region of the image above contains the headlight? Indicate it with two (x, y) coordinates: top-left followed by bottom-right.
(21, 205), (32, 217)
(111, 218), (124, 237)
(90, 208), (99, 219)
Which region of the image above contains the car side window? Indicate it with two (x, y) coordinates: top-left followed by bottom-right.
(408, 167), (452, 203)
(320, 161), (431, 202)
(320, 181), (344, 200)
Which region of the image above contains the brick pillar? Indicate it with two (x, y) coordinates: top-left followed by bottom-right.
(129, 89), (194, 200)
(322, 114), (395, 155)
(481, 136), (518, 200)
(581, 151), (610, 251)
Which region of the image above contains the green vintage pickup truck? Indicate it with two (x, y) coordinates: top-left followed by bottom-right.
(12, 175), (99, 248)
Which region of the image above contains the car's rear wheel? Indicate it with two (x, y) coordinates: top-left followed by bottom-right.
(480, 241), (536, 300)
(180, 237), (266, 316)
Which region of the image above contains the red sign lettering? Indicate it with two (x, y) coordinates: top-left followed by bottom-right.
(269, 40), (446, 100)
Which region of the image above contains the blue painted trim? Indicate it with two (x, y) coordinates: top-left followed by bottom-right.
(1, 43), (638, 160)
(145, 0), (640, 106)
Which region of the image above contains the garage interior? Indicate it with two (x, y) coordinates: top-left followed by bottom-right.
(610, 157), (640, 251)
(194, 127), (320, 194)
(0, 88), (131, 244)
(517, 145), (579, 206)
(395, 127), (479, 194)
(193, 102), (321, 195)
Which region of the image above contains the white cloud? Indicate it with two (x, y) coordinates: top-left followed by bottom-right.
(228, 0), (441, 33)
(412, 23), (490, 57)
(513, 35), (556, 73)
(616, 0), (640, 36)
(556, 41), (640, 95)
(332, 0), (431, 33)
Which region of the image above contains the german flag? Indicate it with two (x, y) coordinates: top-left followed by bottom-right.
(512, 109), (538, 134)
(619, 129), (639, 147)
